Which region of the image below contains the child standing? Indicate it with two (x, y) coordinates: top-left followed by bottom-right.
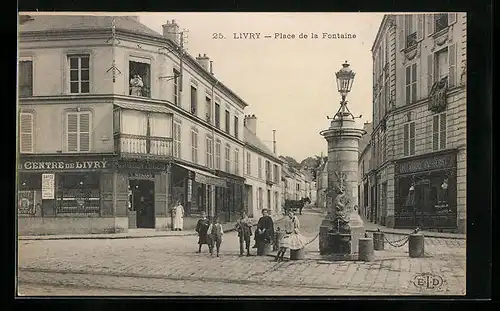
(207, 216), (224, 257)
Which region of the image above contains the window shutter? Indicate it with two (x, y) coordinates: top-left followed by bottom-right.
(398, 15), (405, 51)
(409, 122), (416, 155)
(432, 115), (439, 151)
(403, 124), (409, 156)
(427, 54), (434, 94)
(440, 114), (447, 149)
(67, 113), (78, 152)
(79, 113), (90, 152)
(416, 14), (424, 41)
(448, 43), (457, 87)
(20, 113), (33, 153)
(448, 13), (457, 25)
(426, 14), (434, 36)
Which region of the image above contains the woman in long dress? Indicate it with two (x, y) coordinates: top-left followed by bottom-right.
(172, 201), (184, 231)
(275, 210), (307, 262)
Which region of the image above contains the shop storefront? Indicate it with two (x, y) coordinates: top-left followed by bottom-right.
(17, 155), (114, 235)
(171, 162), (227, 218)
(215, 171), (245, 223)
(394, 149), (458, 230)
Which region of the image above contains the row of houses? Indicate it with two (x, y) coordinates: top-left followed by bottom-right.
(357, 13), (466, 233)
(16, 15), (307, 235)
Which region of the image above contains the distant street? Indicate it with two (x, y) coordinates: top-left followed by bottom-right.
(18, 212), (465, 296)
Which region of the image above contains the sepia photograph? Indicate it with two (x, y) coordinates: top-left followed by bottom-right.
(17, 12), (467, 296)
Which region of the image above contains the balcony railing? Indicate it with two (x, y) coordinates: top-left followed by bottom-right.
(406, 32), (417, 49)
(114, 133), (173, 159)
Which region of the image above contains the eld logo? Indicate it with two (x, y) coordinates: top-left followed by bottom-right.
(412, 273), (445, 290)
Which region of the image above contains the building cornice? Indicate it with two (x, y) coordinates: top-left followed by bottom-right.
(19, 28), (249, 110)
(18, 94), (245, 146)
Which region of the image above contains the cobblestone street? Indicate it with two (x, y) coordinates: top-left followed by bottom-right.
(18, 213), (466, 296)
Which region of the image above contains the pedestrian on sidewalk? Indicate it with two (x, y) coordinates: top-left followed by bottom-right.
(275, 210), (307, 262)
(195, 211), (210, 253)
(172, 200), (184, 231)
(235, 212), (253, 256)
(207, 216), (224, 257)
(253, 208), (274, 250)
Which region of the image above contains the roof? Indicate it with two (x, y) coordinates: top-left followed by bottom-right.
(114, 102), (173, 114)
(19, 15), (159, 37)
(243, 128), (281, 163)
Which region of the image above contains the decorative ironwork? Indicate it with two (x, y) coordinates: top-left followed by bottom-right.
(428, 77), (449, 113)
(435, 14), (449, 33)
(114, 133), (173, 159)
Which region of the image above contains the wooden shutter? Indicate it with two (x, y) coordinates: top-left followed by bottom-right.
(432, 115), (439, 151)
(416, 14), (424, 41)
(448, 13), (457, 25)
(426, 14), (434, 36)
(397, 15), (405, 51)
(403, 124), (409, 156)
(79, 113), (90, 152)
(67, 113), (78, 152)
(20, 113), (33, 153)
(439, 114), (447, 149)
(448, 43), (457, 87)
(409, 122), (416, 155)
(427, 54), (434, 94)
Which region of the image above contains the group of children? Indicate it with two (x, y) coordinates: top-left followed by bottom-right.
(194, 209), (306, 261)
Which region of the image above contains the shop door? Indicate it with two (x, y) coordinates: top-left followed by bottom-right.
(131, 179), (155, 229)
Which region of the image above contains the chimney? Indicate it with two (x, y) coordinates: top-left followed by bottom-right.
(244, 114), (257, 134)
(272, 130), (277, 154)
(162, 20), (179, 44)
(196, 53), (210, 72)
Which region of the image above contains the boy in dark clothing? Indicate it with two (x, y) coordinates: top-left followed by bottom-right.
(208, 216), (224, 257)
(235, 212), (253, 256)
(195, 212), (210, 253)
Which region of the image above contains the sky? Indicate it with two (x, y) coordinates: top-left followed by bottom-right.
(137, 13), (384, 162)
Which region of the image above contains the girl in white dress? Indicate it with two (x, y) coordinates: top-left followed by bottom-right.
(275, 210), (307, 262)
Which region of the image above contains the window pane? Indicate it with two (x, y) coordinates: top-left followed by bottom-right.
(81, 82), (90, 93)
(405, 86), (410, 105)
(70, 70), (79, 81)
(410, 122), (415, 139)
(69, 57), (78, 69)
(412, 84), (417, 102)
(405, 66), (411, 84)
(80, 57), (90, 69)
(70, 82), (79, 93)
(81, 69), (89, 81)
(411, 64), (417, 82)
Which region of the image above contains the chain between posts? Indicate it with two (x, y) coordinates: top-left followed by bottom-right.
(381, 227), (421, 248)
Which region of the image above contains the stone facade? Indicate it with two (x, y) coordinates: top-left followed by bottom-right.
(369, 13), (466, 233)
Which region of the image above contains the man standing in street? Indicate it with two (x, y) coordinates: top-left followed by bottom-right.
(253, 209), (275, 251)
(235, 212), (253, 256)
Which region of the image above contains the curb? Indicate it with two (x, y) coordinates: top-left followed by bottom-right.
(19, 216), (285, 241)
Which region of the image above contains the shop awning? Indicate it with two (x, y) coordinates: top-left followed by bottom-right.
(114, 102), (172, 114)
(176, 163), (227, 188)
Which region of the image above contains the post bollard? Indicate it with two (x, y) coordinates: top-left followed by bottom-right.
(358, 237), (374, 262)
(408, 233), (425, 258)
(290, 248), (305, 260)
(373, 230), (385, 250)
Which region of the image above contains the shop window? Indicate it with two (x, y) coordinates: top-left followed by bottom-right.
(129, 60), (150, 98)
(20, 112), (34, 153)
(19, 59), (33, 97)
(67, 112), (91, 152)
(68, 55), (90, 94)
(56, 173), (100, 216)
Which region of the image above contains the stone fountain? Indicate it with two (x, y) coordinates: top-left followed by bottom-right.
(318, 61), (366, 260)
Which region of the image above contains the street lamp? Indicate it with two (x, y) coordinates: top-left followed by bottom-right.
(334, 61), (356, 120)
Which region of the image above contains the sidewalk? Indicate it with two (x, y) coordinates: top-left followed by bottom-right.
(19, 215), (284, 241)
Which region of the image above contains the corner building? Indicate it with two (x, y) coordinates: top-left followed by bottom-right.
(369, 13), (466, 233)
(17, 15), (248, 235)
